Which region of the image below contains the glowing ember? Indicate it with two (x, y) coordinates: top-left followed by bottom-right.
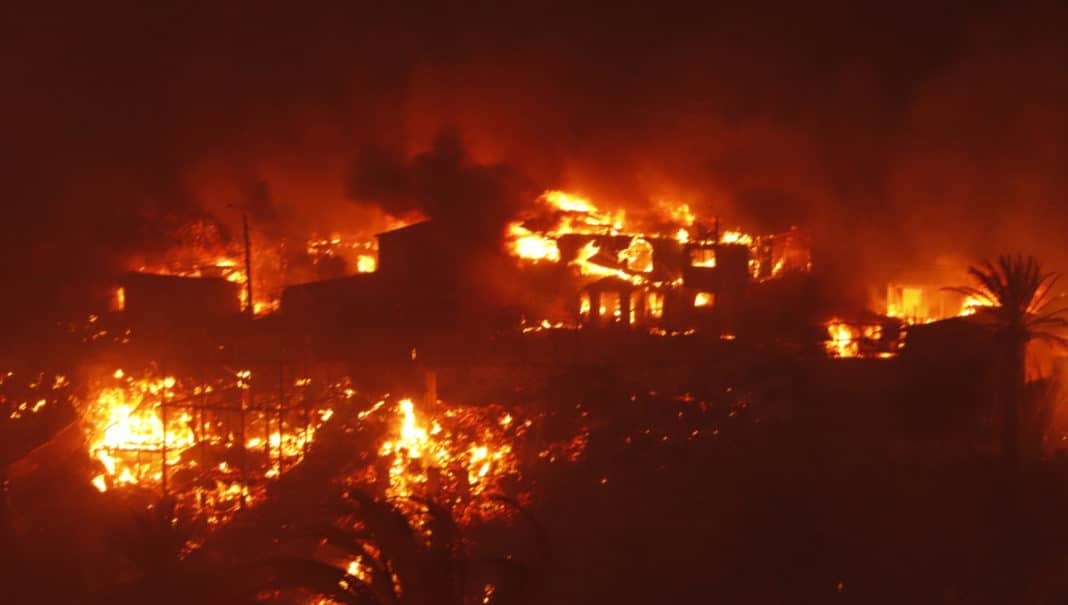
(306, 234), (381, 275)
(1, 371), (72, 421)
(80, 368), (339, 530)
(359, 397), (532, 523)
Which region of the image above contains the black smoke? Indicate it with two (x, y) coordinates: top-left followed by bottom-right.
(348, 130), (537, 247)
(1, 2), (1066, 319)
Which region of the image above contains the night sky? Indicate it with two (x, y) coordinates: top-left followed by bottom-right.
(2, 2), (1065, 314)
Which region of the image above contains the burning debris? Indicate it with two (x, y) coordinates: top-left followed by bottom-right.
(76, 365), (587, 546)
(823, 319), (903, 359)
(81, 367), (337, 526)
(502, 190), (812, 333)
(1, 371), (73, 423)
(305, 234), (380, 276)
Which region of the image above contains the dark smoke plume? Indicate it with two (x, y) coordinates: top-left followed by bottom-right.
(348, 130), (537, 247)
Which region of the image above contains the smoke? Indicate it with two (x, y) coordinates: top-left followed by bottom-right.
(348, 130), (537, 247)
(2, 2), (1066, 318)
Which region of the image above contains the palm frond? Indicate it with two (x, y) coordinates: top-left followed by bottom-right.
(950, 254), (1068, 349)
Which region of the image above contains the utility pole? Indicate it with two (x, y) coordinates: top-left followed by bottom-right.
(242, 213), (254, 319)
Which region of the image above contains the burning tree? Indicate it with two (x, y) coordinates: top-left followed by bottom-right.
(948, 254), (1068, 468)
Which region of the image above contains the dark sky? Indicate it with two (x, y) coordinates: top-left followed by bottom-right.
(1, 2), (1065, 311)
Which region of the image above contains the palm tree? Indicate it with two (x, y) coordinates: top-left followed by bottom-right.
(248, 491), (539, 605)
(948, 254), (1068, 468)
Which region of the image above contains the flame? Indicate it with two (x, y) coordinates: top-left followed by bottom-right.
(617, 236), (653, 273)
(86, 374), (194, 489)
(689, 248), (716, 268)
(306, 234), (381, 275)
(663, 202), (695, 227)
(694, 292), (714, 308)
(506, 223), (561, 263)
(959, 295), (986, 316)
(504, 190), (800, 296)
(543, 190), (596, 213)
(825, 320), (859, 358)
(369, 398), (523, 522)
(80, 368), (334, 527)
(356, 255), (377, 273)
(886, 284), (991, 324)
(719, 230), (752, 246)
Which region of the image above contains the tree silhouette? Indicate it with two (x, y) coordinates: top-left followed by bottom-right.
(948, 254), (1068, 468)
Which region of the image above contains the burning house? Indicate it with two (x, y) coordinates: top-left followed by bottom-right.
(279, 190), (816, 353)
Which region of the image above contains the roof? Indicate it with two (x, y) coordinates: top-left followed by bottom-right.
(375, 220), (434, 239)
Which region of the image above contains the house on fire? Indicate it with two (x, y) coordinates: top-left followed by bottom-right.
(560, 227), (810, 332)
(281, 220), (812, 340)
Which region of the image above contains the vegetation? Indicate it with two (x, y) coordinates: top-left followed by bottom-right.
(949, 254), (1068, 468)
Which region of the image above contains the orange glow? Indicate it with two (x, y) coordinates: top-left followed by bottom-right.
(646, 291), (664, 319)
(110, 286), (126, 312)
(617, 236), (653, 273)
(306, 234), (382, 275)
(694, 292), (714, 308)
(506, 223), (561, 262)
(85, 372), (194, 490)
(690, 248), (716, 268)
(356, 255), (377, 273)
(504, 190), (800, 297)
(543, 189), (598, 214)
(363, 397), (533, 523)
(81, 368), (334, 528)
(719, 230), (753, 246)
(579, 292), (591, 317)
(959, 295), (986, 316)
(885, 284), (989, 324)
(825, 320), (859, 358)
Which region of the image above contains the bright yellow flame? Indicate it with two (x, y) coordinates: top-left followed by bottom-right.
(720, 230), (753, 246)
(370, 398), (519, 523)
(825, 320), (859, 358)
(81, 369), (330, 529)
(646, 291), (664, 319)
(507, 223), (561, 262)
(86, 376), (195, 488)
(356, 255), (377, 273)
(542, 190), (597, 213)
(579, 292), (591, 317)
(617, 236), (653, 273)
(694, 292), (714, 308)
(960, 295), (986, 316)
